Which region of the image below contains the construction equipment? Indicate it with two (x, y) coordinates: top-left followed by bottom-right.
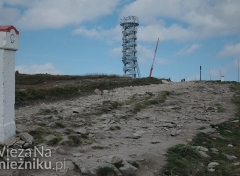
(149, 38), (159, 77)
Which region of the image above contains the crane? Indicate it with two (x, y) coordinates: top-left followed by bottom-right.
(149, 38), (159, 77)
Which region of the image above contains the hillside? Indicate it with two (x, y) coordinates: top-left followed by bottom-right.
(1, 74), (240, 176)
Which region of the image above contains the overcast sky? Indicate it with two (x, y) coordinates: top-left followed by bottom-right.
(1, 0), (240, 81)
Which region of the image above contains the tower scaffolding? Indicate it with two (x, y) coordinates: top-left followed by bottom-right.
(120, 16), (141, 78)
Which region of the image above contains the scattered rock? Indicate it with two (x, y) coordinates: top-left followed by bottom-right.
(18, 132), (34, 145)
(233, 162), (240, 166)
(225, 154), (237, 160)
(119, 160), (137, 175)
(94, 89), (102, 95)
(76, 129), (89, 135)
(162, 80), (169, 84)
(72, 153), (84, 157)
(151, 140), (161, 144)
(199, 126), (216, 134)
(56, 147), (67, 155)
(171, 130), (181, 136)
(205, 106), (214, 111)
(72, 109), (80, 114)
(44, 135), (56, 142)
(162, 122), (176, 128)
(198, 151), (210, 158)
(210, 148), (218, 154)
(46, 122), (57, 128)
(13, 140), (25, 148)
(105, 155), (123, 164)
(194, 146), (209, 152)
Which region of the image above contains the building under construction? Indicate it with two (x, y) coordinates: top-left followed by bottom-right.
(120, 16), (141, 78)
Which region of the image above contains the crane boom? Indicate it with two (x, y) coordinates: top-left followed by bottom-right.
(149, 38), (159, 77)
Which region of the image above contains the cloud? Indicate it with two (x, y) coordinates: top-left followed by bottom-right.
(209, 68), (228, 77)
(15, 63), (63, 75)
(155, 58), (173, 65)
(138, 24), (195, 42)
(109, 47), (122, 57)
(177, 44), (200, 55)
(0, 0), (20, 24)
(72, 25), (122, 42)
(120, 0), (240, 41)
(218, 43), (240, 58)
(2, 0), (120, 29)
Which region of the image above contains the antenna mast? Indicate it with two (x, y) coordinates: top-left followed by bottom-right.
(149, 38), (159, 77)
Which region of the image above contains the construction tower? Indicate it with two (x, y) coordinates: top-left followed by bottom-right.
(120, 16), (141, 78)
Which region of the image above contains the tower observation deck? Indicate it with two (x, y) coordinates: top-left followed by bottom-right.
(120, 16), (141, 78)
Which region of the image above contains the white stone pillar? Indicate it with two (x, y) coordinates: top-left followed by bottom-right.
(0, 26), (19, 143)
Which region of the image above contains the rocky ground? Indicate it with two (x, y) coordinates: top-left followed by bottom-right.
(1, 81), (236, 176)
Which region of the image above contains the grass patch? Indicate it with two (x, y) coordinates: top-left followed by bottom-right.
(113, 162), (124, 169)
(62, 135), (82, 147)
(92, 146), (104, 149)
(47, 137), (62, 146)
(130, 91), (171, 114)
(55, 122), (66, 128)
(15, 74), (163, 106)
(28, 130), (61, 145)
(217, 106), (225, 113)
(96, 166), (117, 176)
(130, 161), (140, 168)
(37, 122), (46, 126)
(109, 126), (121, 131)
(161, 83), (240, 176)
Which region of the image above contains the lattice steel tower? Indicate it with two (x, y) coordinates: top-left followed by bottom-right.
(120, 16), (141, 78)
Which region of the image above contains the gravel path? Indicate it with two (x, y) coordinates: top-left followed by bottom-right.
(12, 81), (235, 176)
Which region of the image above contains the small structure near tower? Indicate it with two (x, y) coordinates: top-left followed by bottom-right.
(120, 16), (141, 78)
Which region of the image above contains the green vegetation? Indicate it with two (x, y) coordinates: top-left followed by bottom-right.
(96, 166), (117, 176)
(161, 83), (240, 176)
(217, 106), (225, 113)
(47, 137), (62, 146)
(62, 135), (82, 146)
(55, 122), (66, 128)
(113, 162), (124, 169)
(29, 129), (61, 146)
(37, 122), (46, 126)
(92, 146), (104, 149)
(130, 161), (140, 168)
(109, 126), (121, 131)
(15, 74), (162, 106)
(130, 91), (171, 114)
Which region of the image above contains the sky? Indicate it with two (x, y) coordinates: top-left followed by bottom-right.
(1, 0), (240, 82)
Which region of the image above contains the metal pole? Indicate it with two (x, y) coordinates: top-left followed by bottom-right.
(200, 66), (201, 81)
(238, 59), (239, 82)
(209, 68), (211, 80)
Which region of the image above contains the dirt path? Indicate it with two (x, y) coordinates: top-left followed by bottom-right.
(12, 81), (235, 176)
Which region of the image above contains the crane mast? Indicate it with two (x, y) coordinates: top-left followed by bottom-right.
(149, 38), (159, 77)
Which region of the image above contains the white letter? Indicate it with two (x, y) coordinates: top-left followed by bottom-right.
(25, 149), (32, 157)
(0, 161), (6, 169)
(10, 161), (17, 169)
(0, 147), (6, 157)
(34, 146), (44, 157)
(18, 149), (24, 157)
(45, 149), (51, 157)
(55, 161), (63, 172)
(10, 149), (17, 157)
